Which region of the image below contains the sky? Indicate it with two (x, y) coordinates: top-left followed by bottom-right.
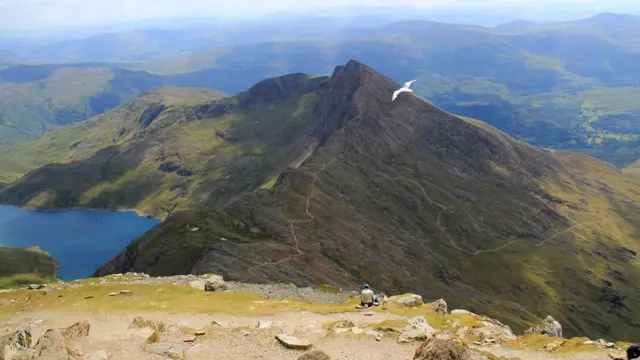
(0, 0), (638, 32)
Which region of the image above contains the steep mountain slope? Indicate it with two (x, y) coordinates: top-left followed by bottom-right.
(2, 60), (640, 341)
(0, 64), (229, 145)
(0, 77), (324, 217)
(137, 16), (640, 166)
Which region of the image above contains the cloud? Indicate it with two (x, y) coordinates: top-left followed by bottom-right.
(0, 0), (638, 31)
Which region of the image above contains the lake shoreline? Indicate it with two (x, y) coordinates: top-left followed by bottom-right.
(4, 203), (161, 220)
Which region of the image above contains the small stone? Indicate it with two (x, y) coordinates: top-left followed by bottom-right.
(606, 342), (616, 348)
(609, 353), (625, 360)
(351, 327), (365, 335)
(330, 320), (354, 329)
(84, 295), (94, 299)
(183, 335), (196, 343)
(275, 334), (312, 350)
(194, 330), (206, 336)
(333, 328), (349, 334)
(204, 280), (227, 292)
(120, 290), (132, 295)
(258, 321), (273, 329)
(364, 311), (375, 316)
(108, 292), (118, 297)
(473, 341), (482, 345)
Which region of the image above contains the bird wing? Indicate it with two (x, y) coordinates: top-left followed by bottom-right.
(392, 88), (408, 101)
(403, 79), (417, 88)
(392, 88), (402, 101)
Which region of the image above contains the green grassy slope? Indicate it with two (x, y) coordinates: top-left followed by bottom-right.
(0, 76), (325, 218)
(0, 246), (58, 289)
(0, 64), (229, 146)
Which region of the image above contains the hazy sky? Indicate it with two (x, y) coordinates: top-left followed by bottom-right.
(0, 0), (638, 32)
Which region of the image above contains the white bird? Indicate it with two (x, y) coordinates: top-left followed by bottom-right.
(392, 79), (417, 102)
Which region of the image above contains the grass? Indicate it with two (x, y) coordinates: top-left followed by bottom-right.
(0, 246), (57, 289)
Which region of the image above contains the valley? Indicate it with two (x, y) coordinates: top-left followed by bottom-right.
(0, 6), (639, 357)
(1, 60), (638, 341)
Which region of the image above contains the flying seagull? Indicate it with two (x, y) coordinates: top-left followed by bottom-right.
(392, 79), (417, 102)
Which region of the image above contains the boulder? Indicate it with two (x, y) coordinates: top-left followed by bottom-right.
(31, 329), (72, 360)
(204, 280), (227, 292)
(389, 294), (424, 307)
(61, 321), (90, 340)
(427, 299), (448, 316)
(399, 316), (436, 343)
(298, 351), (331, 360)
(474, 317), (516, 342)
(524, 315), (563, 338)
(143, 343), (185, 360)
(275, 334), (312, 350)
(413, 338), (469, 360)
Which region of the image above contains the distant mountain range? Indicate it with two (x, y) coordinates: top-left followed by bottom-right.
(1, 13), (638, 166)
(1, 60), (638, 341)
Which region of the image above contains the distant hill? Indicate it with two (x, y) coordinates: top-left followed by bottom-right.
(0, 64), (228, 145)
(1, 60), (639, 340)
(496, 12), (640, 52)
(0, 246), (58, 288)
(133, 15), (640, 167)
(623, 160), (640, 179)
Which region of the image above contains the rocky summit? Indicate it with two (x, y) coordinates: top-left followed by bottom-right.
(0, 60), (639, 341)
(0, 273), (635, 360)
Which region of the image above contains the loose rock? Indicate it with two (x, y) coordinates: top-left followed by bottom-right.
(427, 299), (448, 316)
(525, 315), (563, 338)
(120, 290), (132, 295)
(61, 321), (90, 340)
(108, 292), (117, 297)
(182, 335), (196, 343)
(276, 334), (312, 350)
(204, 280), (227, 292)
(413, 338), (469, 360)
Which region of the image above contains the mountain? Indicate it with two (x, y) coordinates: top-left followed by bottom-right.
(1, 60), (638, 340)
(623, 160), (640, 179)
(0, 246), (57, 288)
(135, 16), (640, 167)
(496, 13), (640, 52)
(0, 64), (231, 145)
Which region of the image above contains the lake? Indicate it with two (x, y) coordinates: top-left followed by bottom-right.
(0, 205), (159, 280)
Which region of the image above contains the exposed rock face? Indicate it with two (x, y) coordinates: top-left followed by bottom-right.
(428, 299), (448, 316)
(525, 315), (563, 338)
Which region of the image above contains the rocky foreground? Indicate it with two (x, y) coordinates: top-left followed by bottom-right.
(0, 274), (634, 360)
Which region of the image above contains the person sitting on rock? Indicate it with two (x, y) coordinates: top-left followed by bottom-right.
(360, 283), (375, 308)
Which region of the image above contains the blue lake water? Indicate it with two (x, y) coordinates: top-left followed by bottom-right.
(0, 205), (159, 281)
